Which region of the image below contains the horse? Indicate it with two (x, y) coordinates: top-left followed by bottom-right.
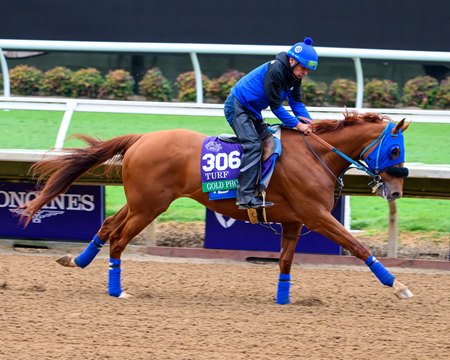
(20, 111), (413, 304)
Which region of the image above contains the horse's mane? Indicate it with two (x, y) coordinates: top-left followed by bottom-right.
(312, 111), (392, 135)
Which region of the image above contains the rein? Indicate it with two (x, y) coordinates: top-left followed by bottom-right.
(305, 121), (409, 182)
(301, 125), (392, 195)
(301, 133), (344, 198)
(307, 131), (380, 179)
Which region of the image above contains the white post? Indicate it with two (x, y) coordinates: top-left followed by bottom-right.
(353, 57), (364, 108)
(143, 221), (157, 247)
(0, 48), (10, 97)
(190, 52), (203, 104)
(387, 201), (398, 258)
(343, 195), (351, 230)
(55, 100), (77, 149)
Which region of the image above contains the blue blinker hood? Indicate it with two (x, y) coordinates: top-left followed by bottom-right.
(361, 122), (405, 174)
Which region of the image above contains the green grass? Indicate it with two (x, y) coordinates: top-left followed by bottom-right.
(403, 123), (450, 164)
(0, 111), (231, 149)
(0, 109), (64, 149)
(1, 109), (449, 233)
(350, 198), (449, 233)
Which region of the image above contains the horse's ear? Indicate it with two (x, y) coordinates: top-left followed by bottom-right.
(392, 118), (408, 134)
(402, 119), (411, 133)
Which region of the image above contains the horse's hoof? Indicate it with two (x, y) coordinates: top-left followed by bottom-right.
(118, 291), (132, 299)
(393, 279), (414, 299)
(56, 254), (78, 268)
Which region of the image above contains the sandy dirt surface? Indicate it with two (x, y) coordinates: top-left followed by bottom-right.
(0, 248), (449, 360)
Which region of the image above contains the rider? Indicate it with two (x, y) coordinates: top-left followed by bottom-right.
(224, 36), (318, 209)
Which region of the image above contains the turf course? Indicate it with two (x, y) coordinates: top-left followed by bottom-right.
(0, 109), (448, 233)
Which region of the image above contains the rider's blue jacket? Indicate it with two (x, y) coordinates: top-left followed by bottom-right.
(230, 52), (311, 127)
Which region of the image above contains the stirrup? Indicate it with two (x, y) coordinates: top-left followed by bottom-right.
(238, 202), (274, 210)
(237, 197), (274, 210)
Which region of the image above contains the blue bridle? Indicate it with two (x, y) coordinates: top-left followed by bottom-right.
(302, 120), (408, 199)
(331, 122), (407, 179)
(360, 122), (406, 174)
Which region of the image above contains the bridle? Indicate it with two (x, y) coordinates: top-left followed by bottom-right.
(302, 122), (409, 196)
(358, 122), (408, 177)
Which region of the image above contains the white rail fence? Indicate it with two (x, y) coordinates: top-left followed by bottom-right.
(1, 39), (450, 107)
(1, 97), (449, 150)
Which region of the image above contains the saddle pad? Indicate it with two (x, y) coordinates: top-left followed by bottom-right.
(201, 137), (242, 194)
(201, 130), (281, 200)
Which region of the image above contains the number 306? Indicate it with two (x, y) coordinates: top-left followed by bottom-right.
(202, 151), (241, 171)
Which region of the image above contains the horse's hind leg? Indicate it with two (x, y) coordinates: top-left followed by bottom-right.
(107, 203), (171, 298)
(276, 223), (302, 305)
(56, 205), (128, 268)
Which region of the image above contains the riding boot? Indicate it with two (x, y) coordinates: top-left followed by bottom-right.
(237, 162), (256, 204)
(228, 98), (274, 209)
(235, 156), (274, 209)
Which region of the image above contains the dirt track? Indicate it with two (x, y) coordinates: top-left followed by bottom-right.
(0, 249), (449, 360)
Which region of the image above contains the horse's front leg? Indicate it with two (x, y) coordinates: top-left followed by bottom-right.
(309, 212), (413, 299)
(276, 222), (302, 305)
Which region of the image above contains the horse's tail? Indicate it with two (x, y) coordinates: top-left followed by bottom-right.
(20, 133), (143, 226)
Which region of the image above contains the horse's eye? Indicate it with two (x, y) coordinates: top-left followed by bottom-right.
(389, 146), (400, 160)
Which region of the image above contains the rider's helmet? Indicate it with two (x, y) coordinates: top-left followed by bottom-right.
(287, 37), (318, 70)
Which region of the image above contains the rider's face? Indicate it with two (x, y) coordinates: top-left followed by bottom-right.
(292, 63), (309, 79)
(289, 58), (309, 79)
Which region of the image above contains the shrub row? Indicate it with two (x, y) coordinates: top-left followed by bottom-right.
(2, 64), (449, 109)
(2, 65), (243, 102)
(305, 76), (449, 109)
(7, 65), (133, 100)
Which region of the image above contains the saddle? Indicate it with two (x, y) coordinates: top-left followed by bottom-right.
(218, 130), (278, 163)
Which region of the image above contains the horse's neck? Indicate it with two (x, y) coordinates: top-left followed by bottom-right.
(317, 122), (385, 174)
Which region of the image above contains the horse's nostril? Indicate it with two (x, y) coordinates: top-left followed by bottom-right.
(391, 192), (401, 199)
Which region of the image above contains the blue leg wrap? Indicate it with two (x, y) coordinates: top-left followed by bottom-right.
(108, 258), (123, 297)
(276, 273), (291, 305)
(365, 255), (395, 287)
(74, 234), (105, 268)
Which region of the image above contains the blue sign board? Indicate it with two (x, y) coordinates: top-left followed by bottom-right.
(0, 182), (104, 242)
(205, 198), (343, 255)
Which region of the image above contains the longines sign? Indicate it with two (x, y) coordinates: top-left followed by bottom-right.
(0, 182), (104, 242)
(204, 198), (343, 255)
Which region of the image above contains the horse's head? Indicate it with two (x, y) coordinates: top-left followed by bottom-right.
(361, 119), (410, 202)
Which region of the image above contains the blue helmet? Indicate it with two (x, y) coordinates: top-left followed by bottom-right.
(287, 37), (318, 70)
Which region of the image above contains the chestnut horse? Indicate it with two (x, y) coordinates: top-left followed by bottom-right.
(20, 111), (413, 303)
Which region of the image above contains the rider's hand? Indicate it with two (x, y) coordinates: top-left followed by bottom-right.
(295, 122), (312, 135)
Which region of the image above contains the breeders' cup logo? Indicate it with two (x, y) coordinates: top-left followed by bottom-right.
(205, 141), (223, 152)
(294, 45), (303, 53)
(10, 209), (64, 223)
(0, 190), (95, 224)
(214, 212), (236, 228)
